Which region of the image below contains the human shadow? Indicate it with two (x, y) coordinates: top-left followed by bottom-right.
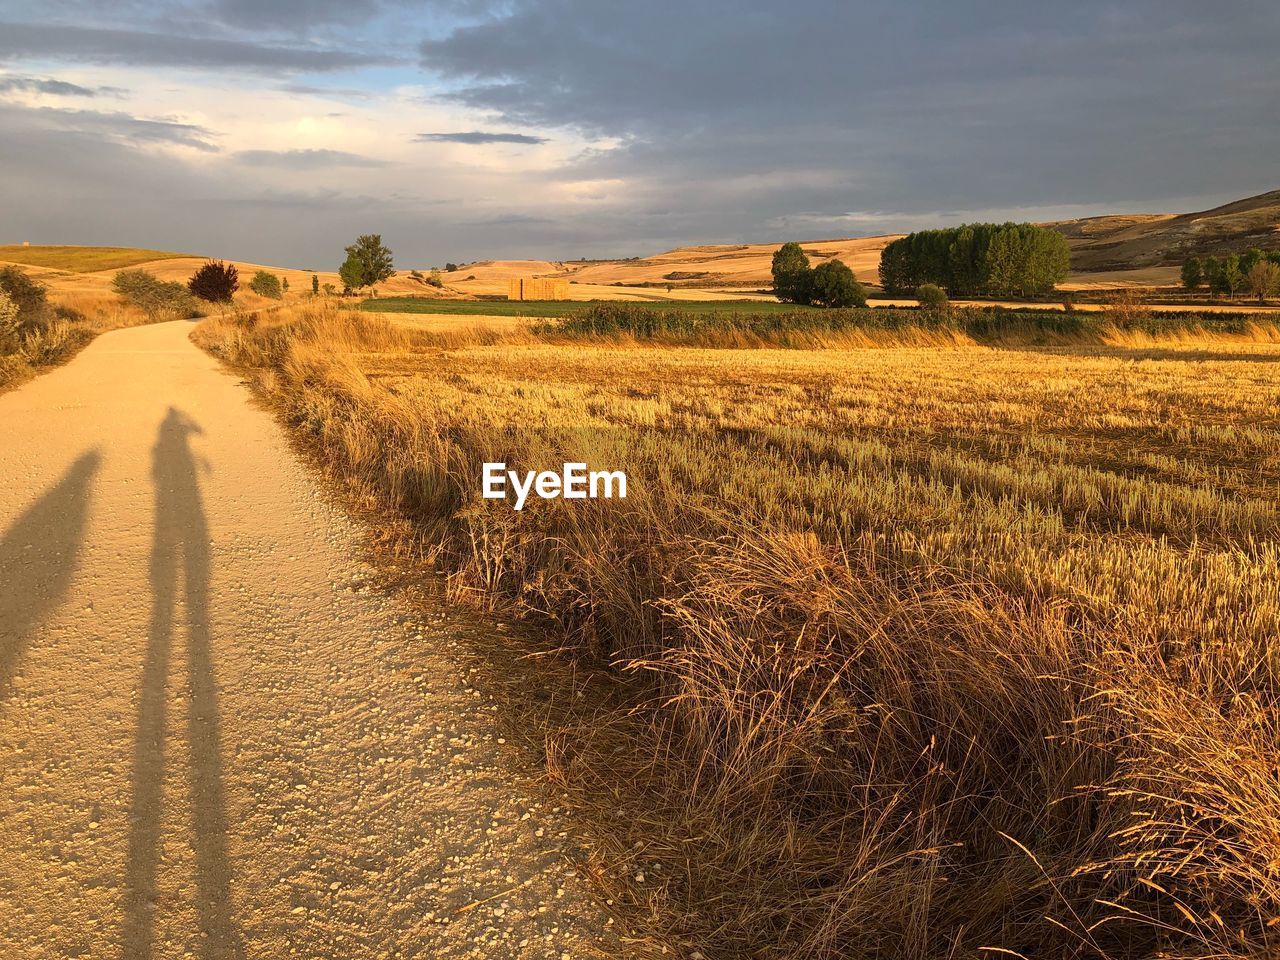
(123, 408), (242, 960)
(0, 450), (101, 701)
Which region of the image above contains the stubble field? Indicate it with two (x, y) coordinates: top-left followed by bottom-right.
(197, 304), (1280, 960)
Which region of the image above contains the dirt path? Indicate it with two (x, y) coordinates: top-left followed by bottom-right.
(0, 319), (626, 959)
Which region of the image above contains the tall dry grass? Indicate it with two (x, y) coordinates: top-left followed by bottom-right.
(196, 303), (1280, 959)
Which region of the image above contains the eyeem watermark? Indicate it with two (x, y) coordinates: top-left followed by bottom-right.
(482, 462), (627, 510)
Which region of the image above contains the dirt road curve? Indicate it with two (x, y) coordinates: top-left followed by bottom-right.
(0, 320), (625, 959)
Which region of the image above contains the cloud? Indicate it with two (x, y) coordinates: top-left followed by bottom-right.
(0, 75), (116, 97)
(233, 148), (388, 168)
(7, 102), (218, 151)
(0, 22), (387, 72)
(415, 130), (548, 145)
(420, 0), (1280, 228)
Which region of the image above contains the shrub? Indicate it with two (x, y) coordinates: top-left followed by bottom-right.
(188, 260), (239, 302)
(809, 259), (866, 308)
(916, 283), (949, 310)
(771, 242), (812, 304)
(0, 288), (19, 347)
(311, 274), (320, 296)
(0, 265), (49, 332)
(249, 270), (283, 300)
(427, 269), (445, 288)
(113, 269), (199, 318)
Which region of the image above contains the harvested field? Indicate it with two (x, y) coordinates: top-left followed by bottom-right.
(196, 302), (1280, 960)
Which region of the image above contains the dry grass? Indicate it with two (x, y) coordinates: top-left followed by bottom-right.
(196, 303), (1280, 959)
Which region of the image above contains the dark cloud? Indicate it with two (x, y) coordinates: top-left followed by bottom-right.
(415, 131), (548, 145)
(421, 0), (1280, 226)
(0, 75), (114, 97)
(233, 148), (388, 168)
(210, 0), (382, 30)
(0, 21), (386, 71)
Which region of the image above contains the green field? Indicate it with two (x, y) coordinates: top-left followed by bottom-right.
(0, 245), (189, 273)
(359, 296), (805, 317)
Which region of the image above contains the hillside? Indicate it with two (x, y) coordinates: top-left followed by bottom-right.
(1047, 189), (1280, 271)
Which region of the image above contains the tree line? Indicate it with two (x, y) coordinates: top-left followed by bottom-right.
(878, 223), (1070, 298)
(1181, 249), (1280, 301)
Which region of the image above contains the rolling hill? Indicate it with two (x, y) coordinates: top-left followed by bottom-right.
(1046, 189), (1280, 271)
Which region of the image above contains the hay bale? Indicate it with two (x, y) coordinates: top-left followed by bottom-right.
(508, 277), (570, 301)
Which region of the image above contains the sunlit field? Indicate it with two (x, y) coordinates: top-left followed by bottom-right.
(197, 303), (1280, 960)
(0, 245), (188, 273)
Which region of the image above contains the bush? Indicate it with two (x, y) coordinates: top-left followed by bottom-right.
(249, 270), (283, 300)
(0, 265), (49, 332)
(188, 260), (239, 302)
(0, 288), (20, 347)
(427, 269), (445, 288)
(113, 269), (199, 318)
(809, 259), (866, 307)
(916, 283), (949, 310)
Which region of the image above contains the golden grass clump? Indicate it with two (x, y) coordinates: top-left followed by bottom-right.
(195, 302), (1280, 959)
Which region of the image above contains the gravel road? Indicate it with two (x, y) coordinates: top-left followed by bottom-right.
(0, 319), (626, 959)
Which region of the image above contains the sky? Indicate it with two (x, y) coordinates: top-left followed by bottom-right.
(1, 0), (1278, 269)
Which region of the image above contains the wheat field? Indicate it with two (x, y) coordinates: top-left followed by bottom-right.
(196, 303), (1280, 960)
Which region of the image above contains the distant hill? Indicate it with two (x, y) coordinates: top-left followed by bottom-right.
(0, 245), (189, 273)
(1046, 189), (1280, 271)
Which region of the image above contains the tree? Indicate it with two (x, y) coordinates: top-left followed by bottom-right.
(282, 276), (290, 295)
(808, 259), (866, 308)
(342, 234), (395, 291)
(878, 222), (1067, 299)
(249, 270), (283, 299)
(1245, 261), (1280, 303)
(916, 283), (949, 310)
(771, 242), (812, 304)
(311, 273), (320, 296)
(187, 261), (238, 302)
(338, 252), (365, 294)
(1221, 254), (1243, 298)
(1180, 257), (1203, 292)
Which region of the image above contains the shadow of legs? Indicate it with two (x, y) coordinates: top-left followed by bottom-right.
(123, 409), (242, 960)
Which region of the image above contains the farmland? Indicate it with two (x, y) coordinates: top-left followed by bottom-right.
(361, 296), (800, 317)
(0, 245), (189, 273)
(196, 302), (1280, 960)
